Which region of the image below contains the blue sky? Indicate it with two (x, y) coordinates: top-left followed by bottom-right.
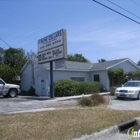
(0, 0), (140, 63)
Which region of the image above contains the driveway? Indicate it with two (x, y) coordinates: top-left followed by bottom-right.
(108, 96), (140, 110)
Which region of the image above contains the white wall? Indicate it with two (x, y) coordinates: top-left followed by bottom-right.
(90, 70), (109, 91)
(20, 62), (33, 91)
(34, 64), (49, 96)
(21, 59), (140, 95)
(112, 61), (139, 73)
(48, 70), (90, 84)
(21, 62), (50, 96)
(34, 68), (90, 96)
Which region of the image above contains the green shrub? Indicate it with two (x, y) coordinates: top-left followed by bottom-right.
(76, 82), (90, 95)
(92, 82), (102, 93)
(76, 82), (101, 95)
(78, 97), (93, 107)
(54, 79), (78, 97)
(54, 80), (102, 97)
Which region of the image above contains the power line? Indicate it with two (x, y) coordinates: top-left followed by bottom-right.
(107, 0), (140, 19)
(0, 38), (11, 48)
(130, 0), (140, 7)
(92, 0), (140, 25)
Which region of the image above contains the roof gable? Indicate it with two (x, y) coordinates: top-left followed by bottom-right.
(90, 58), (134, 71)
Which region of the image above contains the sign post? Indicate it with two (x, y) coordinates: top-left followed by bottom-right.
(50, 61), (54, 98)
(38, 29), (67, 98)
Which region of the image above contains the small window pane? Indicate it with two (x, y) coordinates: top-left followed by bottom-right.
(94, 74), (100, 82)
(71, 77), (85, 82)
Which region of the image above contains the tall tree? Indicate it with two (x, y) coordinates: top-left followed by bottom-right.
(0, 47), (4, 64)
(0, 65), (17, 83)
(98, 59), (106, 63)
(4, 48), (26, 72)
(67, 53), (90, 63)
(0, 47), (36, 82)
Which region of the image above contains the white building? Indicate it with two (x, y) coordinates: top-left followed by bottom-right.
(20, 58), (140, 96)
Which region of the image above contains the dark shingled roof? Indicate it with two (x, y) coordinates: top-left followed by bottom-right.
(30, 58), (138, 72)
(42, 58), (129, 71)
(90, 58), (128, 71)
(65, 61), (92, 70)
(42, 60), (92, 70)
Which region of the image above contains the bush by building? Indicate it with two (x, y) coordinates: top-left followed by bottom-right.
(54, 79), (102, 97)
(54, 79), (78, 97)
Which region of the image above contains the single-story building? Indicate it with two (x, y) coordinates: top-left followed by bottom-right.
(20, 58), (140, 96)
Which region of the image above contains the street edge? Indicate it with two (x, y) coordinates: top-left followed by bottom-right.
(72, 117), (140, 140)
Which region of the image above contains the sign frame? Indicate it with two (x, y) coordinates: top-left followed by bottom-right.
(38, 29), (67, 64)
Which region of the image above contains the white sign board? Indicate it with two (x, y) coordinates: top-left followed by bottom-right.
(38, 29), (67, 64)
(55, 59), (66, 69)
(38, 46), (64, 63)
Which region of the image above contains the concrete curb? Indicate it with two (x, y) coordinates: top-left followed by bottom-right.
(135, 117), (140, 125)
(19, 92), (110, 101)
(117, 119), (137, 132)
(72, 117), (140, 140)
(4, 108), (56, 114)
(72, 125), (119, 140)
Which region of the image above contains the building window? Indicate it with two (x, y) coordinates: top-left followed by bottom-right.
(71, 77), (85, 82)
(94, 74), (100, 82)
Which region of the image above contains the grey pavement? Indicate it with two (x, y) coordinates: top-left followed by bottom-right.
(0, 94), (95, 114)
(0, 96), (77, 114)
(108, 96), (140, 111)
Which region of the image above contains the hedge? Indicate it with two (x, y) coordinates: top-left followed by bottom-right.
(54, 79), (101, 97)
(54, 79), (78, 97)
